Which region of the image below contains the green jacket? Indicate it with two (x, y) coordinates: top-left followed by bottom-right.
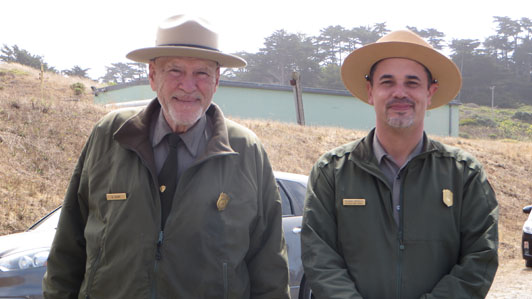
(301, 130), (498, 299)
(43, 100), (289, 299)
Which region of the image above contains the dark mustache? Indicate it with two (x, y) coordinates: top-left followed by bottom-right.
(386, 98), (415, 108)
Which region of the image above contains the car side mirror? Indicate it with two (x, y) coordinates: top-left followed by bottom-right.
(523, 205), (532, 214)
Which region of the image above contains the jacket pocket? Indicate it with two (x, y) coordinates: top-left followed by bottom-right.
(84, 246), (102, 299)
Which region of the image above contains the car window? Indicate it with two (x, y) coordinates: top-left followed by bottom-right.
(30, 207), (61, 231)
(277, 180), (294, 216)
(278, 179), (306, 216)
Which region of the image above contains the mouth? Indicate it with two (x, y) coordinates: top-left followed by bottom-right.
(386, 98), (414, 111)
(172, 95), (201, 103)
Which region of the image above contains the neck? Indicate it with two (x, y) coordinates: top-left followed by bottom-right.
(173, 125), (191, 134)
(375, 125), (423, 167)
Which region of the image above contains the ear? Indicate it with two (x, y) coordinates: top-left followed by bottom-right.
(213, 66), (221, 92)
(366, 81), (375, 105)
(427, 82), (439, 107)
(148, 61), (157, 91)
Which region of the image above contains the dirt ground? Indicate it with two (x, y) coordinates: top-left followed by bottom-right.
(487, 258), (532, 298)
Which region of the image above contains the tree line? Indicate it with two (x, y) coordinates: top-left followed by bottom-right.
(0, 45), (147, 83)
(2, 16), (531, 108)
(224, 16), (532, 108)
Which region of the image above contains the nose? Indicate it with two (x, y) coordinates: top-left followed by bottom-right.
(391, 85), (408, 99)
(178, 74), (197, 93)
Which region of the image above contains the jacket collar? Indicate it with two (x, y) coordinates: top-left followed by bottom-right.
(201, 102), (235, 158)
(351, 128), (435, 164)
(113, 99), (235, 173)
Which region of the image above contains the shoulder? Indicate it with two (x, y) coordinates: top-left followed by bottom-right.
(315, 138), (365, 169)
(85, 106), (146, 154)
(95, 107), (143, 132)
(225, 118), (262, 146)
(428, 139), (484, 172)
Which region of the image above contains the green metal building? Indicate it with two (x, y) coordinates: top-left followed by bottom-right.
(93, 80), (460, 136)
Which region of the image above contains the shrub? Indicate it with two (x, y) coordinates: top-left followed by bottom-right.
(459, 132), (471, 139)
(512, 111), (532, 124)
(70, 82), (85, 96)
(459, 115), (497, 127)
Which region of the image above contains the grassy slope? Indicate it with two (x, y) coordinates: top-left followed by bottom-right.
(1, 62), (531, 264)
(0, 63), (106, 232)
(460, 103), (532, 141)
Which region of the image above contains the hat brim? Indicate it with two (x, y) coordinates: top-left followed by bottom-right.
(341, 41), (462, 109)
(126, 46), (247, 68)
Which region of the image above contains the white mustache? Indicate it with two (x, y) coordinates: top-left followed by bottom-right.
(172, 93), (202, 101)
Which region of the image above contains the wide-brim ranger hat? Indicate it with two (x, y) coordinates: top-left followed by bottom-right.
(126, 15), (246, 68)
(341, 30), (462, 109)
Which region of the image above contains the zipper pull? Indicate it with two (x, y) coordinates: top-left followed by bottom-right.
(156, 231), (164, 260)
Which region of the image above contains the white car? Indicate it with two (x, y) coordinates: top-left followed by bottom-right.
(522, 205), (532, 267)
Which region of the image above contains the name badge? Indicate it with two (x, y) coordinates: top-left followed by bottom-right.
(106, 193), (127, 201)
(343, 198), (366, 206)
(442, 189), (453, 207)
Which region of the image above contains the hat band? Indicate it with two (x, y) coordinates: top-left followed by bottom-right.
(160, 43), (220, 52)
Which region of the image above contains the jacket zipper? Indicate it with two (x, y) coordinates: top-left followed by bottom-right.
(223, 262), (228, 299)
(151, 230), (164, 299)
(396, 169), (407, 299)
(397, 224), (404, 299)
(85, 246), (102, 299)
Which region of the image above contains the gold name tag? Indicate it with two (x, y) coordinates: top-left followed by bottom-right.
(106, 193), (127, 201)
(343, 198), (366, 206)
(442, 189), (453, 207)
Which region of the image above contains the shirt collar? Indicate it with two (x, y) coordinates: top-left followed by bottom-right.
(152, 109), (207, 158)
(372, 133), (424, 165)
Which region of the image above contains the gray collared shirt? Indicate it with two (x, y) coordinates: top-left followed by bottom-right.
(373, 134), (424, 226)
(150, 108), (212, 179)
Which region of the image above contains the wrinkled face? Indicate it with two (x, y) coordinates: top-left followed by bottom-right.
(366, 58), (438, 131)
(149, 56), (220, 132)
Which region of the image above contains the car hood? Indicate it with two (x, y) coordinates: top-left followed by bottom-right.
(0, 229), (55, 257)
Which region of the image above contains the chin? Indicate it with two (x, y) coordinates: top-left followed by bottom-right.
(169, 110), (203, 128)
(386, 117), (414, 129)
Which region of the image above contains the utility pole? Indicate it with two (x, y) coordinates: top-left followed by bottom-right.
(290, 71), (305, 126)
(489, 85), (496, 110)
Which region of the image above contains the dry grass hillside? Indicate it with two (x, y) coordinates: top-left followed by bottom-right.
(0, 63), (107, 233)
(1, 62), (532, 292)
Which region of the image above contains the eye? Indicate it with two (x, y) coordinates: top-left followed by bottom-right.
(406, 81), (420, 87)
(379, 80), (393, 86)
(196, 71), (211, 79)
(169, 68), (182, 75)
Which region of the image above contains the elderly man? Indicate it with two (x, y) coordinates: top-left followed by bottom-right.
(43, 15), (289, 298)
(301, 30), (498, 298)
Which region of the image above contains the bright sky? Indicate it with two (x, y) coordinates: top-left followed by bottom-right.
(1, 0), (529, 79)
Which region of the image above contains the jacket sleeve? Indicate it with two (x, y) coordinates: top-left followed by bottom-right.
(422, 168), (499, 299)
(245, 144), (290, 299)
(42, 137), (91, 299)
(301, 162), (363, 299)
